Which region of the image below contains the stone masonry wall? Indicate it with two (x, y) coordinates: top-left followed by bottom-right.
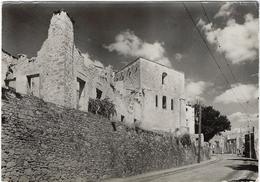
(2, 89), (210, 182)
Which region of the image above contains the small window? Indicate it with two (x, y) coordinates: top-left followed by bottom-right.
(162, 96), (167, 109)
(171, 99), (174, 110)
(162, 72), (167, 85)
(96, 88), (102, 99)
(134, 118), (137, 123)
(121, 115), (125, 122)
(186, 108), (188, 112)
(155, 95), (158, 107)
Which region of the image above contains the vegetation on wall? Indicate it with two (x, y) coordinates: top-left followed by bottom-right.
(88, 98), (117, 120)
(180, 133), (192, 147)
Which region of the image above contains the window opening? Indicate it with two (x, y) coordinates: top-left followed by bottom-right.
(76, 78), (86, 109)
(121, 115), (125, 122)
(171, 99), (174, 110)
(162, 96), (167, 109)
(27, 74), (40, 97)
(162, 72), (167, 84)
(96, 88), (102, 99)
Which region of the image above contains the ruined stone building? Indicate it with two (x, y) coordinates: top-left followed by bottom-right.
(113, 58), (186, 132)
(2, 10), (192, 133)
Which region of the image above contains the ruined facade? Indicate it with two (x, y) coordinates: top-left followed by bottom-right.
(2, 11), (114, 112)
(2, 10), (189, 133)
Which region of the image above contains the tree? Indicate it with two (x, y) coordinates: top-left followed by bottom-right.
(194, 104), (231, 142)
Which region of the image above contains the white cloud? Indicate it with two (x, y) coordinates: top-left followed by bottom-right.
(104, 30), (172, 67)
(228, 112), (258, 130)
(82, 52), (104, 68)
(175, 53), (183, 62)
(229, 112), (258, 123)
(214, 84), (258, 104)
(185, 80), (212, 102)
(214, 2), (234, 18)
(198, 13), (258, 64)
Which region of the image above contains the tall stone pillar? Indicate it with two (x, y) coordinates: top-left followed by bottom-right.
(36, 11), (76, 108)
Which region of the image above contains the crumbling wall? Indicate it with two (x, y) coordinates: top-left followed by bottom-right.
(2, 89), (210, 181)
(114, 60), (141, 91)
(2, 11), (77, 108)
(1, 51), (18, 88)
(36, 11), (75, 108)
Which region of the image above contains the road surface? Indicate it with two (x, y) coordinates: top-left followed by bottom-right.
(105, 154), (258, 182)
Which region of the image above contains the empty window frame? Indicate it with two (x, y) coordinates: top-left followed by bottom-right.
(162, 96), (167, 109)
(171, 99), (174, 110)
(155, 95), (158, 107)
(76, 78), (86, 109)
(96, 88), (102, 99)
(27, 74), (40, 97)
(121, 115), (125, 122)
(77, 78), (85, 98)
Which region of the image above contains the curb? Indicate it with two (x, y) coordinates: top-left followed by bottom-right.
(103, 156), (220, 182)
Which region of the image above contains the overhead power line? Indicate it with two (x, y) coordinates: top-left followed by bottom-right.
(182, 3), (250, 115)
(200, 3), (255, 110)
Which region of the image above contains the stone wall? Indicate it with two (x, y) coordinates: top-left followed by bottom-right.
(140, 58), (186, 132)
(2, 88), (210, 182)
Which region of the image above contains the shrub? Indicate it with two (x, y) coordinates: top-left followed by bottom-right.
(88, 98), (117, 120)
(180, 133), (192, 147)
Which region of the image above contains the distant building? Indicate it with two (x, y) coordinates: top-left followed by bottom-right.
(209, 129), (251, 155)
(2, 10), (188, 133)
(185, 104), (195, 134)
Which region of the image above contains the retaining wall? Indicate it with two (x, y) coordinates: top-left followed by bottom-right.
(2, 88), (210, 181)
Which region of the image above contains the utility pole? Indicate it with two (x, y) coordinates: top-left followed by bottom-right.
(248, 120), (252, 158)
(179, 98), (185, 128)
(197, 99), (202, 163)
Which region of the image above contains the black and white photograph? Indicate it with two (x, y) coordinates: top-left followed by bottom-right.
(1, 1), (259, 181)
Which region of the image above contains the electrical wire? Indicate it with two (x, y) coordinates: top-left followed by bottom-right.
(200, 3), (255, 110)
(182, 3), (250, 116)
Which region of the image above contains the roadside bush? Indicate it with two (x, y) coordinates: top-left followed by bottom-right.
(180, 133), (192, 147)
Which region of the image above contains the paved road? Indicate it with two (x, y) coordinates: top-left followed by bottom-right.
(106, 155), (258, 182)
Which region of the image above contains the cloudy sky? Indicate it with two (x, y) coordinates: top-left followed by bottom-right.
(2, 1), (259, 131)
